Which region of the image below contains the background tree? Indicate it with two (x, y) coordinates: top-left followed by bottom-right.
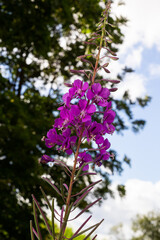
(131, 211), (160, 240)
(109, 223), (126, 240)
(0, 0), (150, 239)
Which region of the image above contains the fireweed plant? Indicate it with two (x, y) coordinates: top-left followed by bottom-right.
(30, 2), (120, 240)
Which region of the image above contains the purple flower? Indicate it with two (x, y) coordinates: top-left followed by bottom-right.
(40, 155), (55, 164)
(103, 109), (116, 124)
(87, 83), (110, 106)
(58, 128), (77, 155)
(103, 109), (116, 134)
(104, 123), (115, 134)
(85, 121), (104, 144)
(54, 108), (73, 130)
(78, 152), (92, 171)
(71, 99), (96, 123)
(45, 128), (60, 148)
(58, 93), (71, 110)
(95, 151), (110, 166)
(94, 138), (111, 166)
(69, 79), (89, 99)
(98, 138), (111, 154)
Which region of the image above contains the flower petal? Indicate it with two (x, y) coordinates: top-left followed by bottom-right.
(73, 79), (82, 88)
(100, 88), (110, 98)
(82, 115), (91, 122)
(87, 104), (96, 114)
(82, 82), (89, 91)
(66, 149), (73, 155)
(78, 99), (87, 110)
(92, 83), (101, 94)
(87, 89), (94, 100)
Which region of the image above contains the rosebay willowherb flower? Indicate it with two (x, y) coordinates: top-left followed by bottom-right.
(30, 1), (120, 239)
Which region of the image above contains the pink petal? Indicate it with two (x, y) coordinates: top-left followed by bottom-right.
(103, 153), (110, 160)
(69, 87), (75, 98)
(82, 115), (91, 122)
(92, 83), (101, 94)
(87, 104), (96, 114)
(78, 99), (87, 110)
(100, 88), (110, 99)
(73, 79), (82, 88)
(82, 82), (89, 91)
(87, 89), (94, 100)
(83, 164), (89, 171)
(66, 149), (73, 155)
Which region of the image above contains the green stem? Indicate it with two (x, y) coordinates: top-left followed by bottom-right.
(91, 16), (107, 84)
(58, 128), (84, 240)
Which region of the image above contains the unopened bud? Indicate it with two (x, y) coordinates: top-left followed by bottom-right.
(64, 83), (72, 87)
(109, 88), (118, 92)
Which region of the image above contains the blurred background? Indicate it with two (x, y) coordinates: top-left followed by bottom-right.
(0, 0), (160, 239)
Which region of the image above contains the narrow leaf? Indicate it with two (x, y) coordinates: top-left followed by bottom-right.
(72, 187), (93, 210)
(30, 220), (35, 240)
(75, 161), (92, 180)
(32, 227), (39, 239)
(42, 177), (61, 196)
(32, 195), (52, 235)
(51, 199), (55, 240)
(71, 215), (92, 238)
(60, 206), (64, 229)
(63, 183), (69, 191)
(68, 220), (103, 240)
(92, 234), (97, 240)
(40, 187), (52, 210)
(70, 198), (102, 220)
(53, 160), (72, 174)
(80, 58), (94, 69)
(83, 219), (104, 240)
(71, 180), (102, 197)
(58, 203), (73, 240)
(33, 201), (42, 240)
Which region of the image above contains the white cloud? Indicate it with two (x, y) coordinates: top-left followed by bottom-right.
(112, 0), (160, 53)
(124, 46), (143, 69)
(112, 72), (147, 101)
(68, 179), (160, 240)
(149, 63), (160, 77)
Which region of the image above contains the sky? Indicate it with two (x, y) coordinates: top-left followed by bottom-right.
(67, 0), (160, 239)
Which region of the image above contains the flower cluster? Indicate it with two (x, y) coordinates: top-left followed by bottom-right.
(42, 79), (115, 171)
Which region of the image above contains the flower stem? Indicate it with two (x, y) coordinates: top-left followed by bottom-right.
(91, 16), (107, 84)
(58, 128), (84, 240)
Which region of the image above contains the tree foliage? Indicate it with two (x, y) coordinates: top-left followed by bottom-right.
(0, 0), (151, 239)
(131, 212), (160, 240)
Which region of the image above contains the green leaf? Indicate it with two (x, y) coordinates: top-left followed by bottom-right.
(32, 194), (52, 236)
(33, 201), (42, 240)
(30, 220), (35, 240)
